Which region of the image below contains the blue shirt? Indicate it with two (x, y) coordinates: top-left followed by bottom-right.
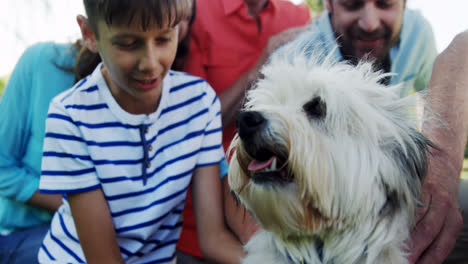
(38, 65), (224, 263)
(288, 9), (437, 96)
(0, 42), (77, 234)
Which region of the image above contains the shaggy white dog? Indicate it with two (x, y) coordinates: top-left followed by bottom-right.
(228, 50), (432, 264)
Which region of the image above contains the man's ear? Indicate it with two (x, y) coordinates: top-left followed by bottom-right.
(324, 0), (332, 13)
(77, 15), (98, 53)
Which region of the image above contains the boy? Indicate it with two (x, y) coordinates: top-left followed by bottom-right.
(38, 0), (243, 263)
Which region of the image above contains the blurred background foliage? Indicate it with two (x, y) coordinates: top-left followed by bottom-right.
(466, 141), (468, 158)
(304, 0), (324, 16)
(0, 75), (8, 97)
(305, 0), (324, 11)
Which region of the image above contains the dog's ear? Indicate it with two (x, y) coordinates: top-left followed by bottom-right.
(382, 129), (433, 215)
(395, 128), (432, 184)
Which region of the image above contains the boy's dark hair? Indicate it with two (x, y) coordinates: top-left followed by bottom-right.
(72, 0), (192, 82)
(83, 0), (192, 38)
(53, 40), (99, 83)
(73, 41), (102, 82)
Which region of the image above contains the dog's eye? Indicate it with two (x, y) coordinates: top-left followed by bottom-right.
(303, 97), (327, 119)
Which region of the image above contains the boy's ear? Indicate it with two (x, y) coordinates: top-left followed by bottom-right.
(77, 15), (98, 53)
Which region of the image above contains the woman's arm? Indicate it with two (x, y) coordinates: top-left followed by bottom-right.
(27, 191), (62, 212)
(68, 188), (124, 264)
(192, 164), (245, 263)
(0, 43), (62, 210)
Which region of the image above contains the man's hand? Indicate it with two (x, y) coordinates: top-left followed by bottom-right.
(408, 149), (463, 263)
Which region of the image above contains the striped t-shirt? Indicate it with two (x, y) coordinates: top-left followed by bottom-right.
(38, 64), (224, 263)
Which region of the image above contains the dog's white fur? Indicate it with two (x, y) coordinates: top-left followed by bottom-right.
(228, 49), (431, 264)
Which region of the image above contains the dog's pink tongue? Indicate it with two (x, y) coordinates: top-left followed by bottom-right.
(248, 156), (274, 171)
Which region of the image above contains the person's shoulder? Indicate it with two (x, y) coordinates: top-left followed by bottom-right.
(24, 42), (74, 62)
(5, 42), (74, 95)
(443, 30), (468, 58)
(14, 42), (55, 70)
(274, 0), (310, 18)
(194, 0), (224, 17)
(452, 30), (468, 47)
(401, 9), (435, 46)
(16, 42), (76, 77)
(404, 9), (432, 31)
(22, 41), (56, 57)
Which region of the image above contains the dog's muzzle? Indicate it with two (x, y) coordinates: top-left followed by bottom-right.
(236, 111), (291, 184)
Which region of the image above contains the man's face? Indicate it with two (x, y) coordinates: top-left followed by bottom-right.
(327, 0), (405, 65)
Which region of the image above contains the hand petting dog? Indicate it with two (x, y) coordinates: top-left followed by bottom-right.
(408, 31), (468, 264)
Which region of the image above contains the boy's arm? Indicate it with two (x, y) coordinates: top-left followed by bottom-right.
(68, 188), (124, 264)
(192, 164), (245, 264)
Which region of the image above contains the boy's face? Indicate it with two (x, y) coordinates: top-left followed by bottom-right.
(326, 0), (404, 65)
(85, 18), (179, 113)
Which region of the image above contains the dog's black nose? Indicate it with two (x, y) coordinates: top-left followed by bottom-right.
(236, 111), (265, 140)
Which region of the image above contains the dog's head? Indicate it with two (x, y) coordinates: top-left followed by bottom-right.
(228, 51), (431, 244)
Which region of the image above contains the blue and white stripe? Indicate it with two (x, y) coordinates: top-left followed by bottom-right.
(38, 66), (223, 263)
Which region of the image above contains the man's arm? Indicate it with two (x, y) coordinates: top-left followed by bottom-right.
(218, 25), (309, 128)
(408, 31), (468, 264)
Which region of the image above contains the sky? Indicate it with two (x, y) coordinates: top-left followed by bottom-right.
(1, 0), (467, 77)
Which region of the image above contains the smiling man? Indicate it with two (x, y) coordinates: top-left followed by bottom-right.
(293, 0), (436, 96)
(328, 0), (404, 66)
